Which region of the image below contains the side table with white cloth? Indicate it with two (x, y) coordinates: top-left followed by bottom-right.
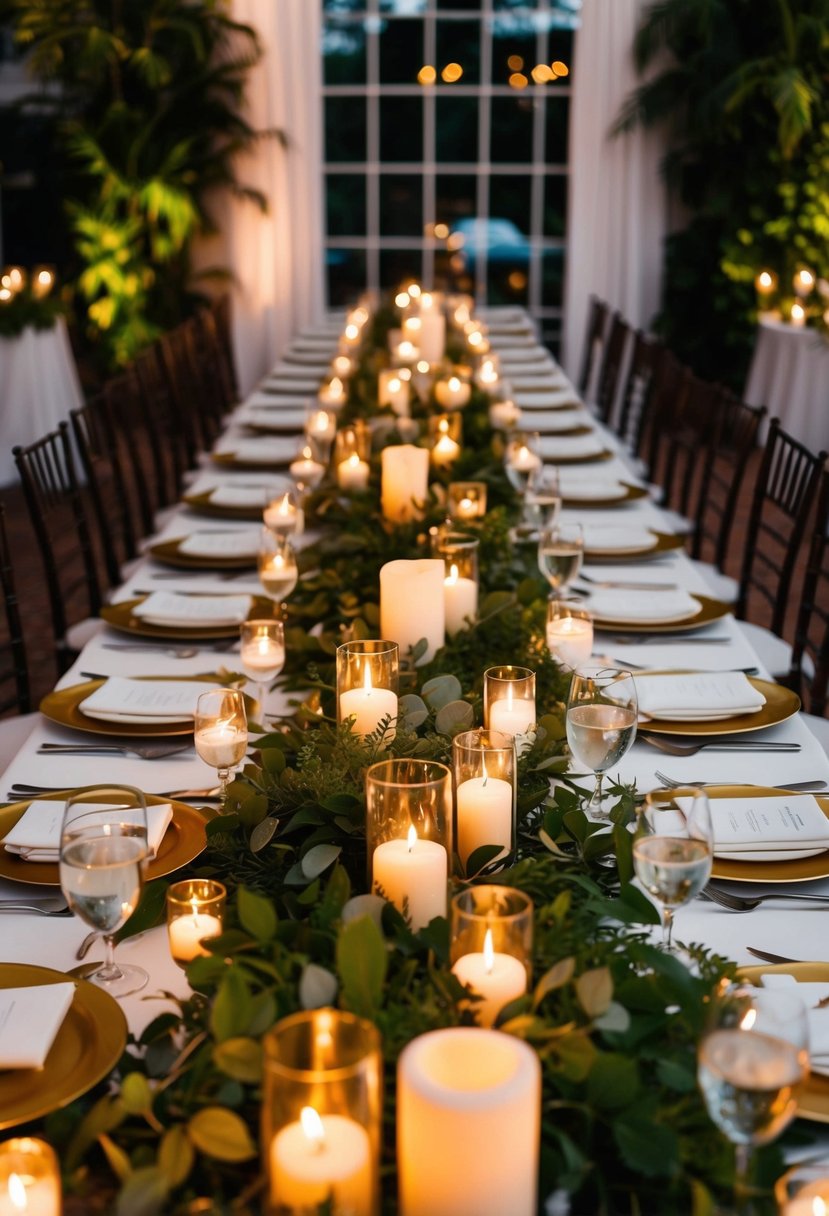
(0, 317), (84, 485)
(744, 315), (829, 453)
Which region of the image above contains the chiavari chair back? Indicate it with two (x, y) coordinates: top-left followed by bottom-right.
(70, 394), (140, 587)
(691, 394), (766, 571)
(614, 330), (664, 454)
(577, 294), (612, 397)
(638, 351), (691, 483)
(593, 313), (632, 426)
(788, 464), (829, 718)
(156, 323), (208, 460)
(101, 370), (157, 537)
(133, 344), (189, 501)
(210, 293), (239, 402)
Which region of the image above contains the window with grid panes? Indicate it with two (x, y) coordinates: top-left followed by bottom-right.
(322, 0), (580, 354)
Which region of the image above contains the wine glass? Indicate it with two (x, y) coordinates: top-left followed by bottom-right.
(633, 788), (713, 951)
(538, 522), (584, 598)
(698, 982), (809, 1205)
(194, 688), (248, 802)
(503, 430), (541, 496)
(258, 527), (299, 608)
(59, 784), (149, 997)
(239, 618), (286, 720)
(523, 464), (561, 533)
(566, 664), (637, 820)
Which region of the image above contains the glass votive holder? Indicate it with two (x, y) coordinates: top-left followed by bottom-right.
(262, 1009), (382, 1216)
(449, 885), (533, 1026)
(475, 354), (501, 391)
(305, 406), (337, 461)
(336, 640), (399, 741)
(289, 442), (326, 493)
(166, 879), (226, 968)
(378, 368), (411, 416)
(775, 1160), (829, 1214)
(431, 531), (479, 637)
(489, 397), (522, 431)
(331, 354), (355, 380)
(263, 488), (304, 536)
(504, 431), (542, 494)
(546, 600), (594, 669)
(448, 481), (487, 522)
(434, 372), (471, 410)
(318, 376), (348, 410)
(365, 758), (452, 931)
(452, 729), (516, 871)
(428, 413), (462, 469)
(334, 422), (372, 465)
(0, 1137), (61, 1213)
(258, 528), (299, 604)
(483, 666), (536, 754)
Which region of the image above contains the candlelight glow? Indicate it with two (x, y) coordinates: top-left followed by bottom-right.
(416, 359), (430, 373)
(395, 292), (410, 308)
(441, 62), (463, 83)
(483, 929), (495, 975)
(445, 562), (459, 587)
(344, 324), (359, 341)
(740, 1008), (757, 1031)
(407, 824), (417, 852)
(814, 1198), (827, 1216)
(300, 1106), (325, 1148)
(791, 301), (806, 324)
(418, 65), (437, 85)
(363, 664), (373, 693)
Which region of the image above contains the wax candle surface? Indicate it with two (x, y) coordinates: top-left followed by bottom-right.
(378, 370), (411, 415)
(319, 377), (347, 407)
(443, 568), (477, 636)
(197, 724), (246, 768)
(456, 775), (512, 867)
(270, 1110), (372, 1215)
(489, 400), (521, 430)
(264, 495), (303, 535)
(435, 376), (471, 409)
(338, 453), (370, 491)
(380, 559), (445, 663)
(241, 637), (285, 679)
(373, 831), (447, 930)
(488, 695), (536, 739)
(432, 434), (461, 467)
(546, 617), (593, 668)
(451, 937), (527, 1028)
(381, 446), (429, 523)
(0, 1175), (59, 1216)
(419, 312), (446, 363)
(340, 670), (398, 739)
(169, 912), (223, 962)
(289, 457), (325, 486)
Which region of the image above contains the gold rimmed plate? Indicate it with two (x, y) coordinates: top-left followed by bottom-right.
(40, 677), (256, 737)
(592, 595), (731, 633)
(101, 595), (275, 640)
(211, 446), (293, 471)
(542, 447), (615, 466)
(147, 537), (257, 571)
(0, 962), (127, 1129)
(739, 962), (829, 1123)
(562, 482), (650, 509)
(0, 792), (210, 887)
(535, 423), (595, 438)
(640, 677), (800, 737)
(584, 530), (685, 560)
(182, 490), (263, 522)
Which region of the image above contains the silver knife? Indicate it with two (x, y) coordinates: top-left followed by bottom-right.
(745, 947), (804, 965)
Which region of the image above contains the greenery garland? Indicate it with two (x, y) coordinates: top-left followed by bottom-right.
(45, 316), (802, 1215)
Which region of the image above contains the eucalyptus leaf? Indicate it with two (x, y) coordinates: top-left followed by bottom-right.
(115, 1166), (169, 1216)
(158, 1126), (194, 1188)
(421, 673), (462, 710)
(187, 1107), (257, 1162)
(342, 893), (386, 928)
(213, 1037), (263, 1084)
(337, 914), (388, 1018)
(301, 843), (342, 879)
(434, 699), (474, 736)
(575, 967), (613, 1018)
(398, 693), (429, 728)
(250, 816), (279, 852)
(238, 887), (278, 941)
(300, 962), (339, 1009)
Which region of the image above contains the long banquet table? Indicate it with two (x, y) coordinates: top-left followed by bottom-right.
(2, 302), (829, 1178)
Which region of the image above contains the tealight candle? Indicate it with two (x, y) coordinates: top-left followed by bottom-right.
(443, 563), (477, 635)
(451, 929), (527, 1028)
(776, 1163), (829, 1216)
(378, 369), (411, 416)
(264, 491), (304, 535)
(196, 720), (247, 768)
(339, 665), (398, 739)
(489, 399), (521, 430)
(393, 339), (419, 366)
(338, 452), (370, 492)
(372, 825), (448, 931)
(431, 432), (461, 468)
(307, 407), (337, 447)
(434, 375), (471, 410)
(546, 606), (593, 668)
(166, 879), (226, 967)
(448, 482), (487, 521)
(794, 268), (815, 298)
(270, 1107), (372, 1215)
(289, 446), (326, 490)
(240, 633), (286, 679)
(790, 301), (807, 327)
(318, 377), (347, 409)
(0, 1139), (60, 1216)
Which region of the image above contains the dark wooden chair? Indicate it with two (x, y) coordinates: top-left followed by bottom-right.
(788, 464), (829, 717)
(577, 295), (612, 397)
(210, 293), (239, 402)
(0, 502), (31, 716)
(101, 369), (158, 538)
(657, 375), (725, 523)
(592, 312), (632, 426)
(637, 351), (691, 484)
(133, 344), (190, 501)
(198, 303), (238, 412)
(614, 330), (665, 453)
(691, 394), (766, 572)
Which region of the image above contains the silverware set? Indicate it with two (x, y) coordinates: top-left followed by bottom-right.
(36, 741), (193, 760)
(653, 770), (826, 793)
(638, 732), (800, 756)
(6, 782), (220, 800)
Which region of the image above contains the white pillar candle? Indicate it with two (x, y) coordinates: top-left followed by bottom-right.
(337, 453), (370, 492)
(270, 1107), (372, 1215)
(0, 1176), (59, 1216)
(546, 617), (593, 668)
(380, 446), (429, 523)
(456, 774), (512, 867)
(318, 377), (347, 408)
(340, 667), (398, 739)
(380, 558), (445, 664)
(372, 826), (447, 931)
(169, 912), (223, 962)
(264, 493), (304, 535)
(419, 312), (446, 363)
(488, 687), (535, 754)
(378, 369), (411, 416)
(397, 1027), (541, 1216)
(393, 339), (419, 366)
(489, 400), (521, 430)
(435, 376), (471, 409)
(196, 723), (247, 768)
(451, 930), (527, 1027)
(783, 1188), (829, 1216)
(443, 565), (477, 636)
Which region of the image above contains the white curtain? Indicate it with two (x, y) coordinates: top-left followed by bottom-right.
(561, 0), (667, 381)
(203, 0), (326, 396)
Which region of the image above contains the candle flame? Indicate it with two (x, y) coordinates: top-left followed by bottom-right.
(301, 444), (314, 461)
(421, 292), (432, 308)
(481, 749), (489, 787)
(792, 302), (806, 321)
(330, 377), (343, 393)
(362, 663), (374, 693)
(483, 928), (494, 975)
(439, 419), (449, 435)
(740, 1008), (757, 1032)
(279, 493), (291, 515)
(389, 376), (401, 393)
(407, 824), (417, 852)
(409, 283), (422, 299)
(347, 452), (361, 468)
(8, 1173), (27, 1211)
(448, 376), (460, 391)
(395, 291), (410, 308)
(344, 324), (359, 341)
(460, 496), (474, 513)
(300, 1106), (326, 1150)
(446, 563), (459, 586)
(814, 1199), (827, 1216)
(417, 360), (430, 373)
(757, 271), (773, 290)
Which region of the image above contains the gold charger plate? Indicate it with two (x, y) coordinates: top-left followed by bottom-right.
(592, 594), (730, 633)
(739, 962), (829, 1123)
(211, 450), (292, 471)
(40, 678), (256, 738)
(0, 962), (127, 1129)
(641, 677), (800, 737)
(101, 595), (275, 640)
(584, 530), (685, 560)
(182, 490), (263, 521)
(0, 792), (210, 886)
(562, 482), (650, 508)
(543, 448), (614, 466)
(535, 423), (595, 438)
(147, 537), (257, 571)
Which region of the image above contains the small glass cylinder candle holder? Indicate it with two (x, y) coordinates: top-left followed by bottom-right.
(289, 442), (326, 493)
(336, 640), (399, 741)
(365, 759), (452, 931)
(240, 618), (286, 717)
(428, 413), (463, 468)
(194, 688), (248, 802)
(166, 879), (226, 968)
(489, 396), (522, 432)
(793, 267), (815, 298)
(546, 600), (593, 669)
(504, 431), (542, 495)
(263, 488), (304, 536)
(0, 1137), (61, 1214)
(431, 531), (479, 637)
(258, 528), (299, 605)
(305, 406), (337, 462)
(449, 885), (532, 1026)
(434, 372), (471, 410)
(451, 729), (516, 872)
(775, 1161), (829, 1214)
(318, 376), (348, 410)
(448, 481), (487, 522)
(483, 666), (536, 754)
(334, 422), (372, 465)
(262, 1009), (382, 1216)
(475, 354), (501, 391)
(378, 368), (411, 416)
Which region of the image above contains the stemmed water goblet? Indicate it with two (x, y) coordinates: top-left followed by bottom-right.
(194, 688), (248, 803)
(538, 521), (584, 598)
(258, 526), (299, 609)
(698, 982), (809, 1208)
(503, 430), (541, 499)
(523, 464), (561, 534)
(239, 618), (286, 722)
(59, 784), (149, 997)
(565, 664), (637, 820)
(633, 788), (713, 951)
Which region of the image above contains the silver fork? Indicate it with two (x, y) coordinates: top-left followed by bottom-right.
(653, 769), (827, 793)
(638, 733), (801, 756)
(101, 643), (200, 658)
(37, 741), (193, 760)
(578, 574), (678, 591)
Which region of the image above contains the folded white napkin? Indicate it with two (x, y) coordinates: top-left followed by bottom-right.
(521, 409), (590, 433)
(587, 588), (700, 623)
(262, 377), (320, 393)
(214, 438), (295, 465)
(515, 388), (581, 409)
(539, 433), (608, 460)
(243, 396), (310, 415)
(4, 801), (173, 862)
(583, 523), (656, 552)
(133, 591), (252, 627)
(0, 983), (75, 1068)
(208, 484), (280, 509)
(761, 975), (829, 1061)
(80, 676), (218, 722)
(177, 530), (260, 559)
(678, 794), (829, 854)
(636, 672), (765, 721)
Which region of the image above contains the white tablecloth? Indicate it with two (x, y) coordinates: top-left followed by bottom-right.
(744, 316), (829, 454)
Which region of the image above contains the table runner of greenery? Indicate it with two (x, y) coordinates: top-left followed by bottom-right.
(48, 308), (796, 1215)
